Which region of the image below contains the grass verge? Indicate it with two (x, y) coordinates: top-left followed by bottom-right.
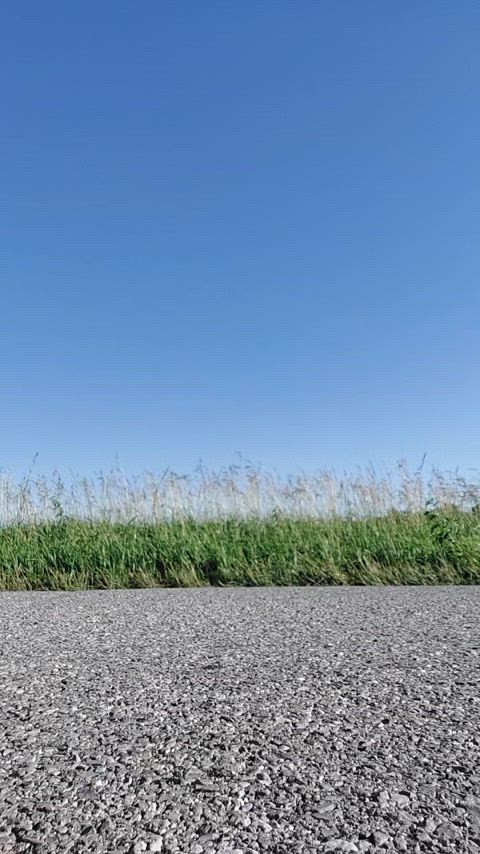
(0, 510), (479, 590)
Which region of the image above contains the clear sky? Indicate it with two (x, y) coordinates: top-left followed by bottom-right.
(2, 1), (479, 479)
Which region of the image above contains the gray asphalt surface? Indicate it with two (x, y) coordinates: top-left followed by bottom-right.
(0, 588), (479, 854)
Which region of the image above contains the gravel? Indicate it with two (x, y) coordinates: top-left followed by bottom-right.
(0, 586), (479, 853)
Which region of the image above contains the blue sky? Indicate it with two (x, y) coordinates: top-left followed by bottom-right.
(2, 1), (479, 478)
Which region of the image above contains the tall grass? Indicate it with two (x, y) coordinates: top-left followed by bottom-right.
(0, 460), (479, 589)
(1, 458), (480, 524)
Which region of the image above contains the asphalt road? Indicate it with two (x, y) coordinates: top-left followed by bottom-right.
(0, 587), (479, 854)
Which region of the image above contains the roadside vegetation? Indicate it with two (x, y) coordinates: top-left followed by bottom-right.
(1, 460), (479, 589)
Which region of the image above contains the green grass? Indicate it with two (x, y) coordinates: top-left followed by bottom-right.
(1, 460), (479, 589)
(1, 509), (479, 590)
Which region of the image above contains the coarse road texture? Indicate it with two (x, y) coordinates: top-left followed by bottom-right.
(0, 588), (479, 854)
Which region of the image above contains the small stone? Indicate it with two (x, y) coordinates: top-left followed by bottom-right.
(191, 846), (203, 854)
(436, 822), (462, 841)
(325, 841), (359, 853)
(417, 784), (437, 797)
(313, 801), (336, 815)
(371, 831), (389, 847)
(132, 842), (148, 854)
(149, 838), (164, 852)
(20, 838), (41, 846)
(183, 767), (202, 783)
(395, 835), (408, 851)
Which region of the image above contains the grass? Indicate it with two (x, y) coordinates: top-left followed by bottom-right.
(0, 510), (479, 590)
(0, 460), (479, 589)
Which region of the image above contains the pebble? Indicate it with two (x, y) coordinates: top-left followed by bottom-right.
(325, 842), (359, 853)
(371, 831), (390, 847)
